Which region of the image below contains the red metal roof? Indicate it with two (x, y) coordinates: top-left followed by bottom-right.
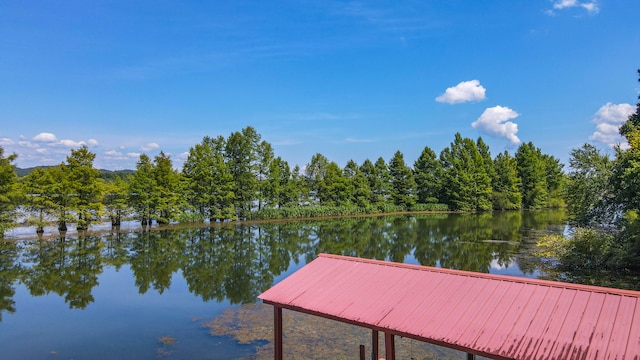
(259, 253), (640, 360)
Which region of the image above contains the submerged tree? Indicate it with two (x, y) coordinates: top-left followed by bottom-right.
(102, 176), (129, 227)
(21, 167), (56, 233)
(66, 146), (102, 231)
(153, 151), (185, 224)
(129, 154), (156, 226)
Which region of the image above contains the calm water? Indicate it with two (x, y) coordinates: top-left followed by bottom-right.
(0, 210), (631, 359)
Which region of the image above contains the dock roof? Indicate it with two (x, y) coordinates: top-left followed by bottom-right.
(259, 253), (640, 359)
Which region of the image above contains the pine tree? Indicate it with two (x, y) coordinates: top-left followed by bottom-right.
(388, 150), (416, 208)
(413, 145), (441, 204)
(516, 142), (548, 209)
(492, 151), (522, 210)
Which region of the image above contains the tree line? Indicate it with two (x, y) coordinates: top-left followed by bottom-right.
(0, 126), (566, 237)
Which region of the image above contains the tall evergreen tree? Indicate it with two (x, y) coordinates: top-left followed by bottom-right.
(264, 156), (290, 208)
(320, 162), (350, 206)
(543, 153), (566, 208)
(225, 126), (260, 219)
(373, 157), (391, 205)
(256, 141), (274, 210)
(306, 153), (329, 204)
(413, 145), (441, 204)
(516, 142), (548, 209)
(344, 160), (371, 207)
(439, 134), (492, 211)
(388, 150), (416, 208)
(492, 151), (522, 210)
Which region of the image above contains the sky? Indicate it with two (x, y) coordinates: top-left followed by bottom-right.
(1, 0), (639, 171)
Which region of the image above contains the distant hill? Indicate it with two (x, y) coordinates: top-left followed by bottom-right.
(16, 166), (135, 180)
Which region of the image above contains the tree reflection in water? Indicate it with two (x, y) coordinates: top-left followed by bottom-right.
(2, 209), (598, 324)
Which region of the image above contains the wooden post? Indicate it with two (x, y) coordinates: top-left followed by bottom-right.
(371, 330), (379, 360)
(385, 332), (395, 360)
(467, 353), (476, 360)
(360, 345), (366, 360)
(274, 306), (283, 360)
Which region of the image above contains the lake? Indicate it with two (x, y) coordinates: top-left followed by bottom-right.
(0, 210), (635, 359)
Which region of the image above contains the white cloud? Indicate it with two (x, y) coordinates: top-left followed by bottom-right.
(0, 137), (14, 145)
(88, 139), (99, 146)
(33, 132), (58, 142)
(36, 148), (48, 154)
(436, 80), (486, 104)
(471, 105), (521, 145)
(548, 0), (599, 15)
(60, 139), (86, 148)
(177, 151), (190, 159)
(105, 150), (123, 156)
(127, 152), (141, 158)
(589, 102), (634, 148)
(140, 142), (160, 152)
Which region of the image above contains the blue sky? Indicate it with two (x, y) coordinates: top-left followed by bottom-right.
(1, 0), (638, 170)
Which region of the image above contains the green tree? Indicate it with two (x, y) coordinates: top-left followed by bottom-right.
(183, 136), (235, 222)
(264, 156), (290, 208)
(492, 151), (522, 210)
(413, 145), (441, 204)
(388, 150), (416, 208)
(129, 154), (156, 226)
(543, 154), (566, 208)
(66, 146), (103, 231)
(49, 164), (75, 232)
(286, 165), (307, 206)
(256, 141), (274, 210)
(360, 158), (389, 206)
(440, 134), (492, 211)
(102, 175), (130, 227)
(306, 153), (329, 204)
(565, 144), (613, 226)
(516, 142), (548, 209)
(21, 167), (57, 233)
(153, 151), (184, 224)
(225, 126), (260, 219)
(320, 162), (350, 206)
(0, 146), (21, 237)
(344, 160), (371, 207)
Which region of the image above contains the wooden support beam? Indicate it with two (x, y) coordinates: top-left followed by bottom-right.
(274, 306), (283, 360)
(467, 353), (476, 360)
(385, 332), (395, 360)
(371, 330), (379, 360)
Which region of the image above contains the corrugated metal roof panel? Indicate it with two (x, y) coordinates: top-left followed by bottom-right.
(258, 254), (640, 359)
